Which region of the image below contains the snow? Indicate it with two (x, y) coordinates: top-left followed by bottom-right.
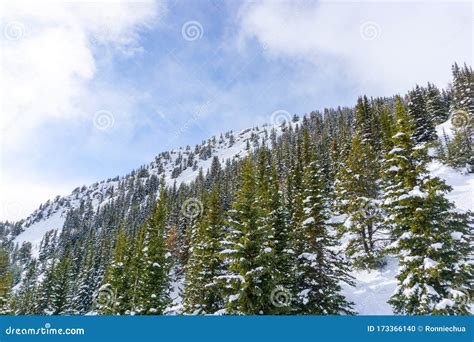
(342, 257), (399, 315)
(428, 160), (474, 211)
(13, 210), (65, 258)
(388, 147), (403, 154)
(435, 298), (455, 310)
(450, 232), (463, 241)
(302, 217), (315, 225)
(423, 258), (438, 269)
(8, 117), (474, 316)
(435, 119), (454, 140)
(430, 243), (443, 250)
(407, 186), (426, 198)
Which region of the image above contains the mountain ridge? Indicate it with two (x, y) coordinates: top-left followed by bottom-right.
(9, 117), (300, 255)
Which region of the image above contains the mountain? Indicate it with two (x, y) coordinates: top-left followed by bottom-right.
(10, 121), (292, 257)
(1, 63), (473, 316)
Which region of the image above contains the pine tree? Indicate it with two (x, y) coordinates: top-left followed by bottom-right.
(269, 160), (294, 311)
(183, 185), (226, 314)
(355, 96), (373, 141)
(223, 157), (277, 314)
(50, 252), (71, 314)
(447, 63), (474, 172)
(35, 259), (56, 315)
(135, 179), (171, 314)
(407, 85), (436, 144)
(0, 248), (12, 315)
(100, 229), (129, 315)
(14, 260), (38, 315)
(71, 239), (96, 314)
(425, 82), (449, 125)
(294, 147), (354, 314)
(334, 132), (384, 268)
(383, 97), (473, 314)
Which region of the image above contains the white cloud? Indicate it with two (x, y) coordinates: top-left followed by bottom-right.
(0, 0), (165, 220)
(0, 0), (164, 147)
(238, 0), (472, 96)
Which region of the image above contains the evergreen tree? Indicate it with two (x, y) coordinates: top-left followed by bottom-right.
(135, 179), (171, 314)
(222, 157), (277, 314)
(383, 97), (473, 314)
(269, 160), (294, 310)
(294, 147), (354, 314)
(50, 252), (71, 314)
(14, 260), (38, 315)
(100, 229), (129, 315)
(354, 96), (373, 142)
(35, 259), (56, 315)
(0, 248), (12, 315)
(447, 63), (474, 172)
(334, 133), (384, 268)
(407, 85), (436, 144)
(425, 82), (449, 125)
(183, 185), (226, 314)
(71, 239), (96, 314)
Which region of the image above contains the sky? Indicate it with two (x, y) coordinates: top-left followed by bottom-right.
(0, 0), (472, 221)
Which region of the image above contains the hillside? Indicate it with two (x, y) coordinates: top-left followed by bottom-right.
(11, 121), (291, 257)
(6, 116), (473, 315)
(1, 63), (473, 316)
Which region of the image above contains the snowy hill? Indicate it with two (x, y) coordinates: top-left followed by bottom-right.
(11, 121), (294, 256)
(9, 116), (474, 315)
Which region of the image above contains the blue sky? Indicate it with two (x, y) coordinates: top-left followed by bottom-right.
(0, 0), (472, 220)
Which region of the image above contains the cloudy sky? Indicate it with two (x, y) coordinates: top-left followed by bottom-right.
(0, 0), (472, 221)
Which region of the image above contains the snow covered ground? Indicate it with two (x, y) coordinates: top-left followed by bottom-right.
(342, 257), (399, 315)
(9, 118), (474, 315)
(13, 210), (65, 258)
(343, 160), (473, 315)
(429, 160), (474, 212)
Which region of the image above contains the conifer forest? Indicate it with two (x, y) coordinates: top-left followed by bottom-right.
(1, 63), (473, 316)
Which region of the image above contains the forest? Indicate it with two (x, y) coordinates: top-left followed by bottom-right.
(0, 63), (472, 316)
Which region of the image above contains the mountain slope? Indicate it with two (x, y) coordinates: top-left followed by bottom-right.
(10, 117), (474, 315)
(11, 121), (293, 255)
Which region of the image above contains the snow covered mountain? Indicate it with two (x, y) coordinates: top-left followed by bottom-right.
(9, 116), (474, 315)
(11, 121), (292, 256)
